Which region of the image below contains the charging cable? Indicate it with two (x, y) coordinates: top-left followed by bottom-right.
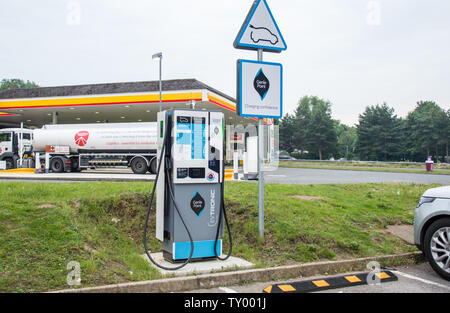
(143, 121), (194, 271)
(214, 144), (233, 261)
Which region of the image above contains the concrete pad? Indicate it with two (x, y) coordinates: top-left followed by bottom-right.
(142, 253), (254, 277)
(387, 225), (415, 245)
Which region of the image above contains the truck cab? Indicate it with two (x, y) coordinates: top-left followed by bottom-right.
(0, 128), (33, 169)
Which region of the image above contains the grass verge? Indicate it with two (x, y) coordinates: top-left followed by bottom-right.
(0, 181), (437, 292)
(279, 161), (450, 175)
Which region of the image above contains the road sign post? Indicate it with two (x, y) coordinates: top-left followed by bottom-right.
(257, 49), (265, 239)
(234, 0), (286, 239)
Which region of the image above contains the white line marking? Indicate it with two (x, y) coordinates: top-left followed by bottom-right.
(392, 270), (450, 291)
(219, 287), (238, 293)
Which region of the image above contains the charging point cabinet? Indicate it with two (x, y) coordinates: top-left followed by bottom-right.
(156, 109), (225, 263)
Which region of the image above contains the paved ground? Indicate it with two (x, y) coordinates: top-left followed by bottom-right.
(0, 168), (155, 182)
(261, 167), (450, 185)
(187, 262), (450, 293)
(387, 225), (415, 245)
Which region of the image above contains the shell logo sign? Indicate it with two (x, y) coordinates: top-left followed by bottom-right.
(74, 131), (89, 147)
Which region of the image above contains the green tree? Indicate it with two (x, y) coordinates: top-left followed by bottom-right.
(305, 97), (337, 160)
(406, 101), (447, 161)
(292, 96), (312, 156)
(334, 121), (357, 159)
(0, 79), (39, 91)
(279, 113), (297, 153)
(279, 96), (337, 160)
(356, 103), (403, 161)
(436, 108), (450, 162)
(279, 96), (311, 155)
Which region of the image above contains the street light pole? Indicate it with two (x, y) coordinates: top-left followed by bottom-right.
(152, 52), (163, 112)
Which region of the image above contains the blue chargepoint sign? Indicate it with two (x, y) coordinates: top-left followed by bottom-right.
(234, 0), (287, 53)
(237, 59), (283, 119)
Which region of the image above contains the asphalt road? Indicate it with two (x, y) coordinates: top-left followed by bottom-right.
(0, 167), (449, 185)
(262, 167), (450, 185)
(0, 167), (450, 185)
(187, 262), (450, 294)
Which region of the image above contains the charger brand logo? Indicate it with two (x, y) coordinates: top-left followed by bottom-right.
(190, 192), (205, 218)
(74, 131), (89, 147)
(254, 69), (270, 100)
(208, 189), (217, 227)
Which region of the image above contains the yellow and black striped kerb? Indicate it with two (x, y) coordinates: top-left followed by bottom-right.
(263, 271), (398, 293)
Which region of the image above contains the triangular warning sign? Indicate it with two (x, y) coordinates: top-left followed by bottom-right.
(234, 0), (287, 53)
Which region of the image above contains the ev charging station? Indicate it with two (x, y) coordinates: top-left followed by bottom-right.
(144, 109), (232, 270)
(143, 0), (285, 271)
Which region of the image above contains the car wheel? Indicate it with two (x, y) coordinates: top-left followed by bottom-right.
(423, 218), (450, 281)
(131, 157), (148, 175)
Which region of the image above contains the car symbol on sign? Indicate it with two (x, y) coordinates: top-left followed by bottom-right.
(249, 25), (279, 45)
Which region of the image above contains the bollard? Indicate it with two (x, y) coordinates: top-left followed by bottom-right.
(35, 153), (41, 174)
(425, 157), (434, 172)
(233, 151), (239, 180)
(243, 152), (248, 180)
(45, 153), (50, 174)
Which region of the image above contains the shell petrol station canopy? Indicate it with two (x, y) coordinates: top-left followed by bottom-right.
(0, 79), (257, 128)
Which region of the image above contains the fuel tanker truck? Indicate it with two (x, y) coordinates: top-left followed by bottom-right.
(0, 122), (158, 174)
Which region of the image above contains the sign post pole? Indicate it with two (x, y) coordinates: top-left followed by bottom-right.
(234, 0), (286, 240)
(257, 48), (265, 239)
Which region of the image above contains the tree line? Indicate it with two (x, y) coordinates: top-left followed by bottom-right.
(279, 96), (449, 163)
(0, 79), (39, 91)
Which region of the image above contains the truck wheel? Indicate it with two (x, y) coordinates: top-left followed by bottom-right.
(50, 158), (64, 173)
(5, 158), (15, 170)
(149, 158), (157, 174)
(423, 218), (450, 281)
(27, 159), (35, 169)
(131, 157), (148, 175)
(70, 157), (81, 172)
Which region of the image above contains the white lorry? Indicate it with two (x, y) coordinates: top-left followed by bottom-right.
(0, 128), (34, 170)
(0, 122), (158, 174)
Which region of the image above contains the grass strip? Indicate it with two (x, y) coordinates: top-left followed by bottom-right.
(279, 162), (450, 175)
(0, 181), (436, 292)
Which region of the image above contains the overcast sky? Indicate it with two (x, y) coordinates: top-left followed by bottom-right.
(0, 0), (449, 126)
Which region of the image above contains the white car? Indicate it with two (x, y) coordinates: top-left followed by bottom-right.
(414, 185), (450, 281)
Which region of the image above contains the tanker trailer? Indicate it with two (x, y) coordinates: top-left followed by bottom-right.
(32, 122), (158, 174)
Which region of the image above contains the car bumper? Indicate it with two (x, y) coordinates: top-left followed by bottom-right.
(414, 198), (450, 250)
